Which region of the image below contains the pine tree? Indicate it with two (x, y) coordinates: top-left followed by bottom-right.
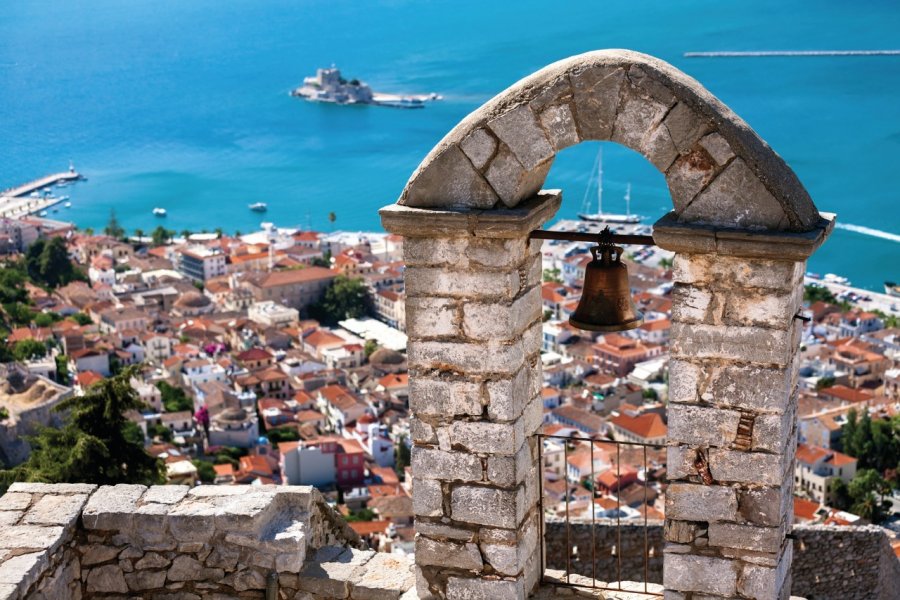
(104, 208), (125, 239)
(0, 366), (164, 492)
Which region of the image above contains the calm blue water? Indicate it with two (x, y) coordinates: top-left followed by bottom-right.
(2, 0), (899, 289)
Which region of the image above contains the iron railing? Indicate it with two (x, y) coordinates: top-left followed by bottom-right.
(537, 432), (665, 597)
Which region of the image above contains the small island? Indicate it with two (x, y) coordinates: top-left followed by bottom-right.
(291, 67), (441, 109)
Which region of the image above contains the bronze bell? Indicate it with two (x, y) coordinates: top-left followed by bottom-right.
(569, 242), (643, 332)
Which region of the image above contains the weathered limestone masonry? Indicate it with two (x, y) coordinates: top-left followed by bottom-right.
(0, 482), (418, 600)
(384, 49), (833, 599)
(380, 192), (559, 600)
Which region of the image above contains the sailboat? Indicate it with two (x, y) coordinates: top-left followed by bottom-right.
(578, 149), (642, 224)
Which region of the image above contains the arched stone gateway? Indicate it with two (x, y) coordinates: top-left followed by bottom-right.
(380, 50), (834, 600)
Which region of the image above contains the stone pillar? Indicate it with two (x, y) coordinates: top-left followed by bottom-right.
(380, 192), (560, 600)
(655, 214), (833, 600)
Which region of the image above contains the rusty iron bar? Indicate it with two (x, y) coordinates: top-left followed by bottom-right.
(590, 440), (597, 588)
(643, 445), (649, 595)
(564, 440), (571, 585)
(528, 229), (657, 246)
(538, 435), (546, 586)
(616, 442), (622, 591)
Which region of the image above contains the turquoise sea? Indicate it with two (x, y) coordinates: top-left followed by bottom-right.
(1, 0), (899, 290)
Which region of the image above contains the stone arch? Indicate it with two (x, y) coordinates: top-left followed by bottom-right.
(399, 49), (819, 232)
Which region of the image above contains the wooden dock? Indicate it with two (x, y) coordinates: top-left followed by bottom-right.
(1, 171), (81, 199)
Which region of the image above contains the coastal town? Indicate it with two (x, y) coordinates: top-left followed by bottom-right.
(1, 203), (899, 560)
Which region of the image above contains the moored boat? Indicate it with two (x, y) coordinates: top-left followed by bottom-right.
(152, 207), (167, 217)
(249, 202), (268, 212)
(885, 282), (900, 298)
(578, 150), (643, 224)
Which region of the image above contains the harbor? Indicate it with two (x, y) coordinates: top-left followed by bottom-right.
(0, 168), (82, 219)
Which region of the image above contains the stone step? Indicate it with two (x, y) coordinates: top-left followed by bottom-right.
(298, 546), (415, 599)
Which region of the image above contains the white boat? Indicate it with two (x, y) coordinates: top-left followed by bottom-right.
(152, 207), (167, 217)
(885, 282), (900, 298)
(64, 201), (72, 208)
(39, 210), (48, 217)
(248, 202), (268, 212)
(59, 195), (69, 201)
(824, 273), (850, 285)
(578, 149), (642, 224)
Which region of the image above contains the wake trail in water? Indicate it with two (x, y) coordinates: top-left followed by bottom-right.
(835, 222), (900, 243)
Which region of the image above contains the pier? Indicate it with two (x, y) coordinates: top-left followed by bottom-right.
(685, 50), (900, 58)
(0, 170), (82, 219)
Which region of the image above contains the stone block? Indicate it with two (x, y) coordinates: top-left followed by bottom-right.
(410, 418), (437, 444)
(22, 493), (88, 527)
(462, 291), (539, 341)
(142, 485), (189, 505)
(0, 525), (65, 554)
(0, 512), (20, 527)
(663, 553), (737, 596)
(446, 576), (524, 600)
(403, 237), (468, 268)
(479, 515), (537, 576)
(488, 105), (555, 171)
(412, 477), (443, 518)
(752, 408), (795, 454)
(405, 267), (520, 300)
(670, 285), (714, 324)
(670, 322), (794, 367)
(403, 144), (499, 209)
(410, 377), (483, 419)
(465, 237), (531, 269)
(666, 445), (697, 480)
(672, 254), (803, 291)
(612, 96), (670, 151)
(416, 536), (483, 571)
(408, 339), (525, 375)
(708, 448), (786, 485)
(81, 484), (146, 531)
(665, 520), (698, 544)
(570, 65), (625, 139)
(350, 552), (415, 599)
(528, 76), (572, 112)
(0, 551), (49, 594)
(722, 287), (802, 329)
(460, 128), (497, 170)
(451, 485), (522, 528)
(641, 122), (679, 171)
(666, 149), (718, 211)
(0, 493), (31, 512)
(166, 501), (217, 543)
(663, 102), (710, 154)
(667, 403), (741, 448)
(85, 564), (128, 594)
(680, 158), (790, 230)
(298, 548), (374, 598)
(539, 103), (580, 151)
(708, 522), (784, 553)
(411, 447), (483, 482)
(415, 521), (475, 542)
(125, 569), (167, 591)
(407, 296), (459, 338)
(486, 441), (533, 487)
(81, 544), (120, 566)
(523, 394), (543, 437)
(485, 367), (529, 421)
(450, 419), (523, 455)
(669, 359), (794, 414)
(484, 145), (552, 208)
(737, 543), (791, 599)
(738, 486), (790, 527)
(7, 482), (96, 495)
(699, 132), (735, 166)
(666, 483), (738, 522)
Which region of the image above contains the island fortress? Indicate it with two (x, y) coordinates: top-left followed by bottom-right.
(293, 68), (375, 105)
(4, 49), (900, 600)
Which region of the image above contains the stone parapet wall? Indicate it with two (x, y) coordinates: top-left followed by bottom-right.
(543, 521), (900, 600)
(0, 482), (386, 600)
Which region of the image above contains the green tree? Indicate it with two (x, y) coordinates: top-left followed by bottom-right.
(151, 226), (170, 247)
(267, 428), (300, 444)
(328, 212), (336, 231)
(104, 209), (125, 239)
(156, 381), (193, 413)
(395, 435), (411, 477)
(829, 478), (851, 511)
(33, 312), (60, 328)
(815, 376), (836, 391)
(543, 268), (562, 283)
(0, 407), (9, 422)
(658, 256), (674, 269)
(55, 355), (69, 385)
(3, 302), (35, 326)
(0, 366), (165, 492)
(12, 338), (47, 361)
(0, 266), (27, 305)
(363, 339), (378, 358)
(149, 423), (173, 442)
(214, 227), (223, 239)
(848, 469), (891, 523)
(309, 275), (370, 325)
(134, 228), (144, 240)
(40, 237), (77, 287)
(180, 230), (192, 240)
(193, 460), (216, 483)
(72, 312), (92, 326)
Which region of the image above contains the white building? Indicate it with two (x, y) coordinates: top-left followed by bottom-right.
(248, 301), (299, 328)
(177, 246), (227, 282)
(280, 443), (337, 487)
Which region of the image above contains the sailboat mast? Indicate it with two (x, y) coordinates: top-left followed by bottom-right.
(597, 148), (603, 215)
(625, 183), (631, 217)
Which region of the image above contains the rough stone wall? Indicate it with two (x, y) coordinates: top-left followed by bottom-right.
(380, 195), (558, 600)
(0, 483), (372, 600)
(399, 50), (819, 233)
(543, 519), (664, 584)
(663, 253), (806, 599)
(791, 525), (900, 600)
(542, 522), (900, 599)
